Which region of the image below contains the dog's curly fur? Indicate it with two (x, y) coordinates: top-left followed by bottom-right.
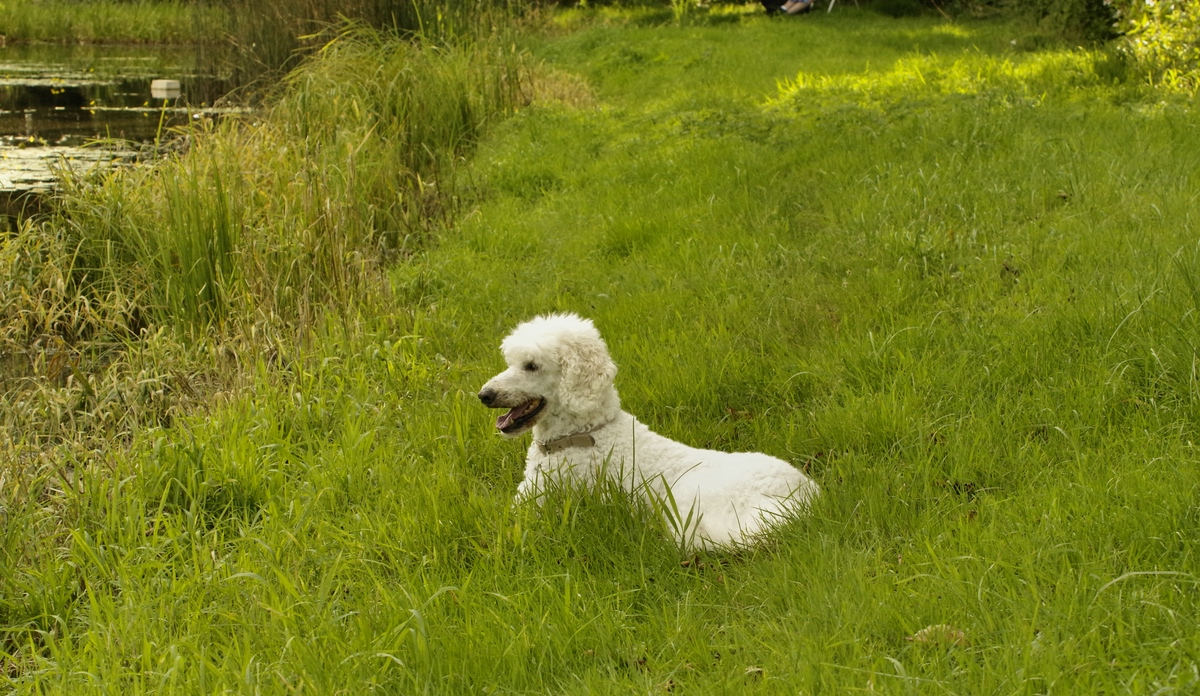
(479, 313), (819, 549)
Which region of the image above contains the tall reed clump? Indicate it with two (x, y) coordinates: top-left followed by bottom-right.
(0, 27), (525, 455)
(46, 28), (526, 339)
(215, 0), (534, 89)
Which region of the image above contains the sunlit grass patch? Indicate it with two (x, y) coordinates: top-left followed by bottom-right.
(771, 48), (1135, 113)
(929, 23), (974, 38)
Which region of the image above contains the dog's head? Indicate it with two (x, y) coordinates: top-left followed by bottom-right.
(478, 313), (619, 437)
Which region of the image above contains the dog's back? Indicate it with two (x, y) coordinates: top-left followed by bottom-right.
(635, 432), (818, 546)
(522, 410), (817, 547)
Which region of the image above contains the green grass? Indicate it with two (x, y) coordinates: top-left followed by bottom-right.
(5, 7), (1200, 693)
(0, 0), (225, 44)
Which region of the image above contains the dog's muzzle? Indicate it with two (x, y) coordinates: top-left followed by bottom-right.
(478, 389), (546, 435)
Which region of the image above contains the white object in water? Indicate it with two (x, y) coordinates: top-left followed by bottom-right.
(151, 79), (181, 100)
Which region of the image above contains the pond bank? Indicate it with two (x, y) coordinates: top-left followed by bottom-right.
(0, 42), (239, 215)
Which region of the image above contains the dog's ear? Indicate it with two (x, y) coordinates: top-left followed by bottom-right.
(557, 336), (617, 416)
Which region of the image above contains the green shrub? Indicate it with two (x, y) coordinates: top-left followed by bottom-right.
(1116, 0), (1200, 91)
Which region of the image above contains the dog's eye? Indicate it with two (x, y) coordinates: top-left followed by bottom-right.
(524, 362), (539, 372)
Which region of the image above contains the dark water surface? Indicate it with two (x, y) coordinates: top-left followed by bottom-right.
(0, 43), (235, 213)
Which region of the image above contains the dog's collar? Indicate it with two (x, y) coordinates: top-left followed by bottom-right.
(537, 421), (610, 455)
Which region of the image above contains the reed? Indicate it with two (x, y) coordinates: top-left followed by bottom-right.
(46, 27), (526, 338)
(204, 0), (536, 90)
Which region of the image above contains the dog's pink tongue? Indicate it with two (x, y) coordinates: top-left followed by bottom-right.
(496, 409), (517, 431)
(496, 400), (537, 431)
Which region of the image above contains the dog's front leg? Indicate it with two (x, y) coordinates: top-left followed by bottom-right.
(514, 471), (542, 503)
(512, 450), (551, 505)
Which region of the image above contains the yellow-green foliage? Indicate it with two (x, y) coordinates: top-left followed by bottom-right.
(1119, 0), (1200, 92)
(772, 47), (1129, 112)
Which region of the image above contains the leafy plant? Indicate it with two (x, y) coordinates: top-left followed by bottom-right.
(1117, 0), (1200, 92)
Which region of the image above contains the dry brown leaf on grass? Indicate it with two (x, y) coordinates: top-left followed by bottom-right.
(526, 65), (597, 109)
(906, 624), (969, 646)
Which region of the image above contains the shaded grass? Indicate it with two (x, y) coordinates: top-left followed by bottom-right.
(4, 7), (1200, 694)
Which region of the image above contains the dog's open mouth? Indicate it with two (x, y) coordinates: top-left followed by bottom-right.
(496, 398), (545, 434)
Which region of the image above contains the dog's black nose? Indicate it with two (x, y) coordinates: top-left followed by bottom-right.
(478, 388), (497, 406)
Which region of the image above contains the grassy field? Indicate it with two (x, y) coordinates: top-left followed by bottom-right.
(4, 5), (1200, 693)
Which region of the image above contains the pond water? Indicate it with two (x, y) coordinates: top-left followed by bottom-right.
(0, 43), (236, 216)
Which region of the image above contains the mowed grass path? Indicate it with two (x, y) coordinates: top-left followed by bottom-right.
(5, 8), (1200, 693)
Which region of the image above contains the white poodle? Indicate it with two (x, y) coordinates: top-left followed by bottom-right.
(478, 313), (818, 549)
